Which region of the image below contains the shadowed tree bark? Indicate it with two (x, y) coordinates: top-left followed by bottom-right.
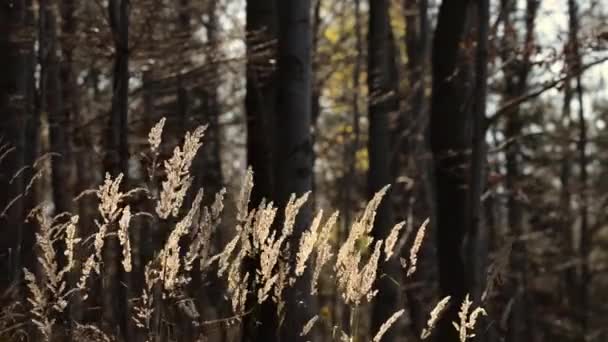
(103, 0), (130, 338)
(402, 0), (432, 335)
(368, 0), (400, 339)
(311, 0), (321, 210)
(567, 0), (590, 338)
(197, 0), (224, 202)
(105, 2), (130, 178)
(243, 0), (314, 339)
(246, 0), (277, 208)
(58, 11), (83, 326)
(429, 0), (473, 340)
(243, 1), (278, 340)
(40, 1), (73, 337)
(559, 1), (581, 328)
(0, 0), (36, 295)
(195, 2), (228, 340)
(468, 0), (489, 317)
(274, 0), (314, 340)
(559, 58), (575, 310)
(41, 0), (72, 216)
(60, 0), (77, 137)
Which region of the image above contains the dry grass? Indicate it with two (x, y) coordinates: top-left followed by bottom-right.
(453, 294), (487, 342)
(420, 295), (451, 339)
(1, 118), (488, 342)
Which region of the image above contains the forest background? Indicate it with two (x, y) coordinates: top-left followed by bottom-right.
(1, 0), (608, 341)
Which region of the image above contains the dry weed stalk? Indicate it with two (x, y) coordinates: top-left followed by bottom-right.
(132, 264), (157, 337)
(146, 118), (166, 185)
(72, 323), (112, 342)
(406, 217), (429, 277)
(0, 142), (15, 167)
(372, 309), (405, 342)
(185, 188), (227, 271)
(452, 294), (487, 342)
(118, 205), (132, 272)
(15, 115), (429, 342)
(77, 173), (133, 297)
(300, 315), (319, 337)
(23, 209), (80, 341)
(148, 117), (166, 153)
(421, 295), (451, 339)
(311, 211), (338, 295)
(156, 189), (205, 292)
(156, 125), (207, 219)
(256, 192), (309, 303)
(295, 210), (324, 276)
(335, 186), (389, 306)
(384, 221), (406, 261)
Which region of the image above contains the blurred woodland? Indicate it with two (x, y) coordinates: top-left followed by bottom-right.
(1, 0), (608, 341)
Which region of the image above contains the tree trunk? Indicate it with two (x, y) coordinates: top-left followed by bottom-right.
(429, 0), (472, 340)
(104, 0), (130, 338)
(197, 0), (223, 202)
(560, 77), (575, 297)
(0, 0), (35, 294)
(368, 0), (400, 339)
(106, 0), (130, 177)
(274, 0), (314, 339)
(311, 0), (322, 211)
(402, 0), (431, 335)
(246, 0), (277, 207)
(59, 8), (80, 325)
(469, 0), (489, 318)
(196, 2), (227, 339)
(39, 1), (73, 336)
(243, 1), (278, 340)
(42, 1), (72, 216)
(567, 0), (589, 338)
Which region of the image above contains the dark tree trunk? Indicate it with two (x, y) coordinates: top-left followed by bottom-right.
(368, 0), (400, 339)
(41, 0), (72, 216)
(246, 0), (277, 207)
(106, 0), (130, 177)
(198, 0), (223, 200)
(429, 0), (472, 340)
(174, 2), (193, 341)
(243, 1), (278, 341)
(274, 0), (314, 339)
(402, 0), (431, 335)
(469, 0), (489, 312)
(72, 12), (99, 323)
(60, 0), (77, 127)
(196, 2), (227, 339)
(59, 13), (80, 327)
(0, 0), (36, 293)
(103, 0), (130, 338)
(310, 0), (322, 212)
(567, 0), (589, 337)
(559, 35), (577, 328)
(404, 0), (429, 142)
(40, 1), (73, 336)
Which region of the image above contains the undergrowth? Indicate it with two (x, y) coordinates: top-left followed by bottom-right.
(0, 118), (486, 342)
